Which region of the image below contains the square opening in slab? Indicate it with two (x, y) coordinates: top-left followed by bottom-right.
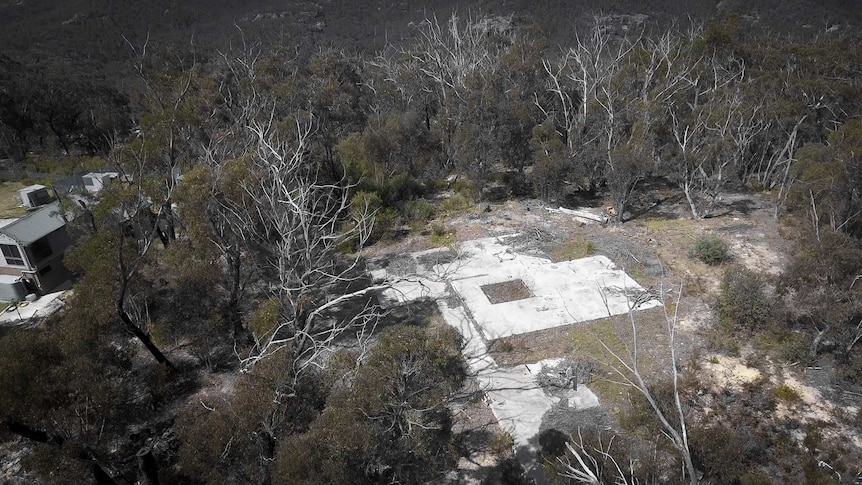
(481, 279), (533, 304)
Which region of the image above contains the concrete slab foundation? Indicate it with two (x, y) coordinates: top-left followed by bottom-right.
(371, 235), (660, 484)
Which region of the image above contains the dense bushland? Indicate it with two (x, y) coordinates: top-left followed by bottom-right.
(0, 10), (861, 485)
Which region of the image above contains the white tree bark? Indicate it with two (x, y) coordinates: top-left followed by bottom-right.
(594, 284), (700, 485)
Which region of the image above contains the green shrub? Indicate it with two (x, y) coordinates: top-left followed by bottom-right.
(690, 234), (731, 265)
(348, 191), (394, 243)
(451, 177), (478, 200)
(440, 193), (473, 214)
(715, 268), (777, 333)
(489, 432), (515, 455)
(837, 354), (862, 385)
(774, 384), (802, 404)
(430, 223), (455, 248)
(372, 175), (425, 206)
(740, 468), (773, 485)
(350, 190), (383, 218)
(249, 298), (281, 341)
(776, 333), (810, 365)
(552, 238), (596, 261)
(401, 199), (435, 227)
(704, 325), (740, 355)
(354, 175), (426, 206)
(691, 424), (748, 484)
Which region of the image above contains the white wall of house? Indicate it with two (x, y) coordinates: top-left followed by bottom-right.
(0, 233), (29, 270)
(0, 229), (72, 293)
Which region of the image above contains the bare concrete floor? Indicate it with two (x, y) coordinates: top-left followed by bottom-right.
(371, 234), (660, 483)
(0, 280), (71, 327)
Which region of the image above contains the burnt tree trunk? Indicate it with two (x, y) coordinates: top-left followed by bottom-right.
(117, 302), (175, 370)
(5, 421), (64, 446)
(117, 238), (175, 370)
(93, 464), (119, 485)
(137, 448), (161, 485)
(226, 244), (249, 344)
(257, 430), (276, 485)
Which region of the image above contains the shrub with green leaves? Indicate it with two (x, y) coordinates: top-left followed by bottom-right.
(274, 325), (465, 485)
(691, 424), (749, 484)
(773, 384), (802, 403)
(349, 191), (395, 242)
(401, 198), (435, 226)
(715, 269), (777, 333)
(440, 193), (473, 214)
(691, 234), (731, 265)
(430, 222), (455, 248)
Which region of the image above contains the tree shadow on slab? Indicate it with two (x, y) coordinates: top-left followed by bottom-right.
(375, 299), (441, 331)
(482, 456), (533, 485)
(508, 403), (616, 485)
(538, 428), (570, 458)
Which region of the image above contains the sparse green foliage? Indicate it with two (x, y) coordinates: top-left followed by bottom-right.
(690, 234), (731, 265)
(716, 268), (777, 333)
(691, 424), (749, 484)
(529, 118), (569, 200)
(773, 384), (802, 403)
(440, 192), (474, 214)
(430, 222), (455, 247)
(350, 190), (392, 241)
(402, 198), (435, 227)
(249, 299), (281, 342)
(552, 237), (596, 261)
(274, 325), (465, 485)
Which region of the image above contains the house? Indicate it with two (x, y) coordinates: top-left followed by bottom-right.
(82, 171), (119, 194)
(0, 201), (72, 295)
(18, 184), (54, 209)
(52, 171), (122, 198)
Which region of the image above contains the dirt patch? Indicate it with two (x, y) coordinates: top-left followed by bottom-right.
(702, 354), (762, 390)
(480, 279), (533, 304)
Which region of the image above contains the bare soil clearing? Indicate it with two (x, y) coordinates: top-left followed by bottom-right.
(367, 189), (862, 480)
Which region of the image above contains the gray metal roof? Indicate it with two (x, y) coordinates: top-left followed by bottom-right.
(0, 202), (65, 245)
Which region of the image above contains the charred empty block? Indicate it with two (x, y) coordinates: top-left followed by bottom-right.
(481, 279), (533, 304)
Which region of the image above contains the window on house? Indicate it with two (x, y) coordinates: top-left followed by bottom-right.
(39, 265), (52, 276)
(1, 244), (25, 266)
(30, 238), (52, 262)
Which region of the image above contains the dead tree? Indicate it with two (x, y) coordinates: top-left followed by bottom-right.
(558, 430), (638, 485)
(123, 33), (200, 244)
(666, 56), (757, 218)
(594, 284), (699, 485)
(537, 16), (640, 196)
(400, 12), (515, 171)
(236, 110), (383, 380)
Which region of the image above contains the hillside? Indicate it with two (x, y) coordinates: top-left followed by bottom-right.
(2, 0), (859, 71)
